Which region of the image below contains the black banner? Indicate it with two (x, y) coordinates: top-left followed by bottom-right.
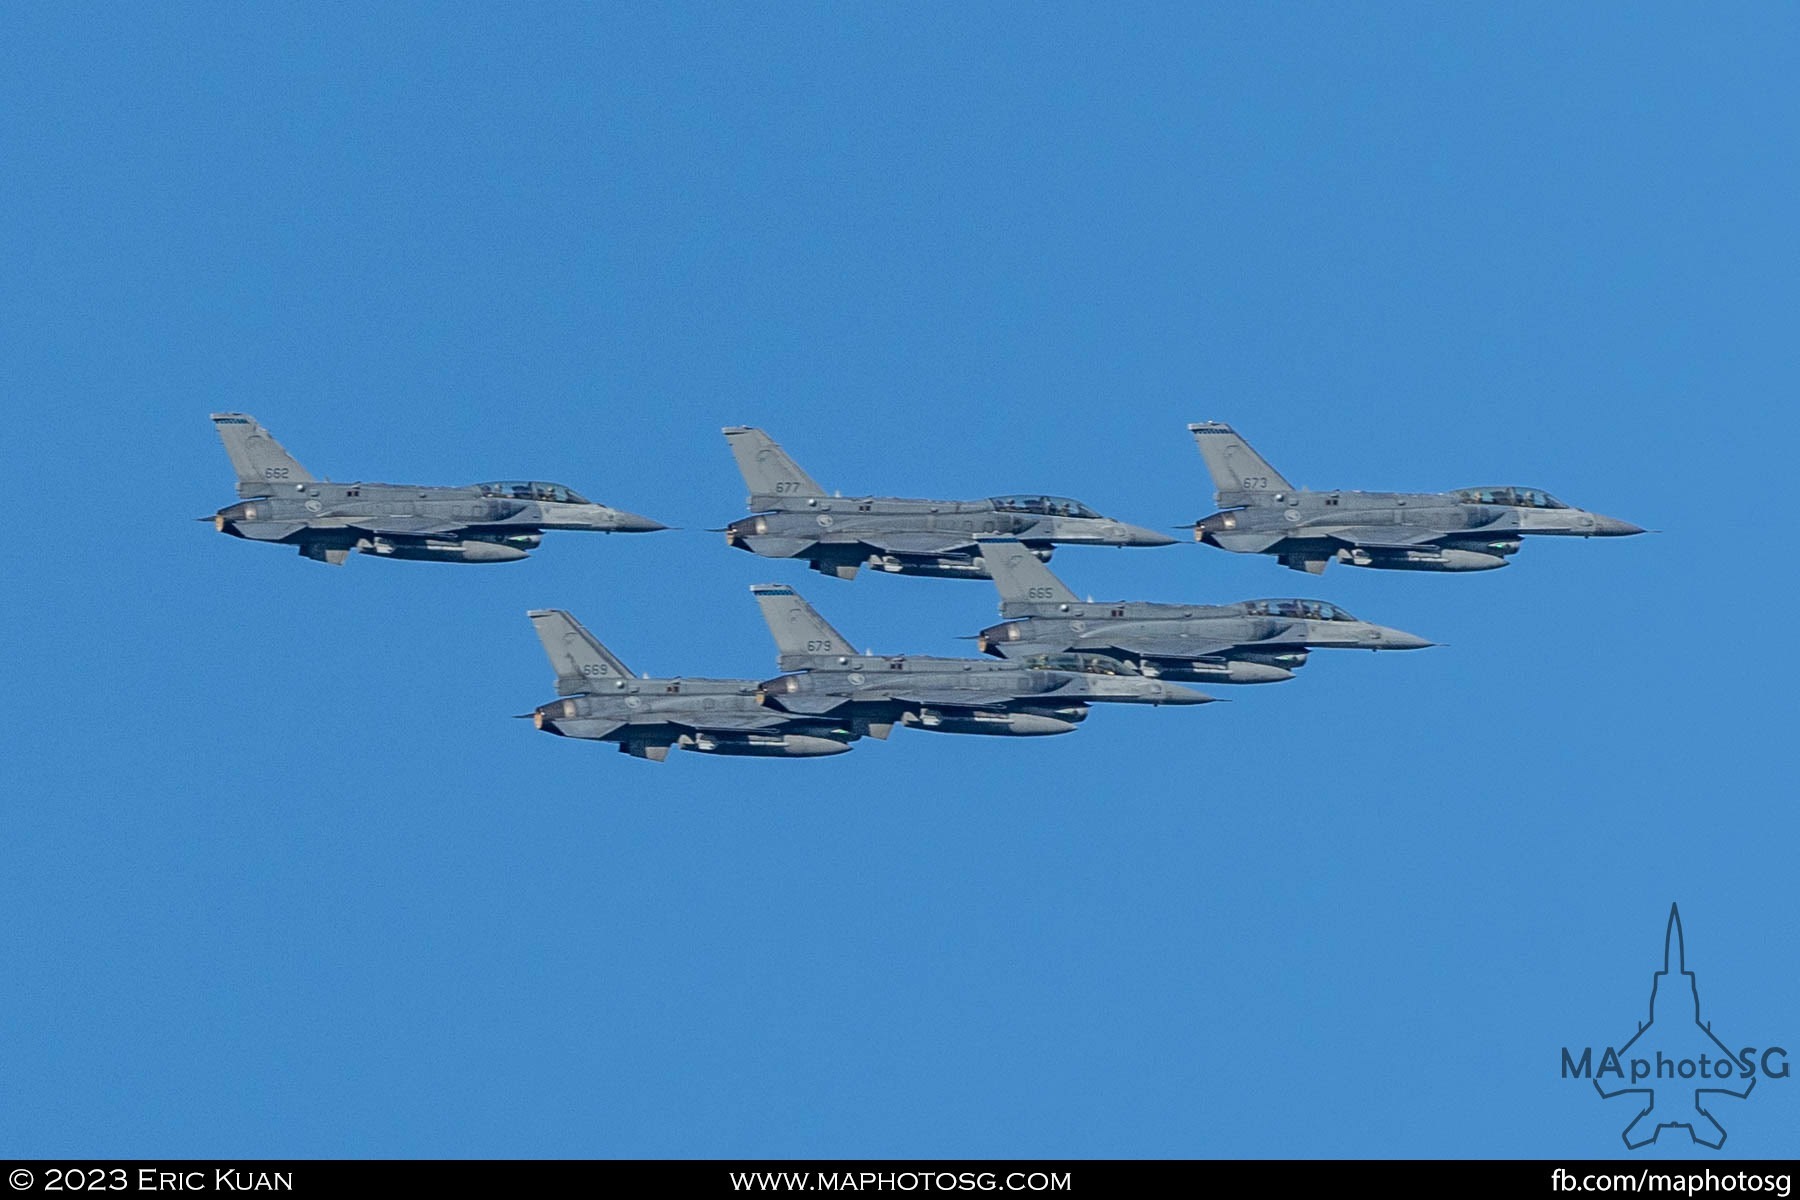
(3, 1161), (1798, 1195)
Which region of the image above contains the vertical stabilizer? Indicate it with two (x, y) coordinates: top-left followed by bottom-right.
(750, 584), (857, 666)
(723, 426), (826, 503)
(529, 609), (636, 696)
(977, 538), (1081, 614)
(1188, 422), (1293, 507)
(211, 413), (316, 497)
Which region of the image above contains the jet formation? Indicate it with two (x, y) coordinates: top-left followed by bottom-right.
(523, 586), (1211, 760)
(201, 413), (1645, 762)
(748, 583), (1211, 739)
(205, 413), (665, 564)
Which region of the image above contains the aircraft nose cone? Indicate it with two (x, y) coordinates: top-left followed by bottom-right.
(1153, 681), (1218, 706)
(1122, 523), (1178, 547)
(1376, 627), (1436, 651)
(1592, 515), (1646, 537)
(608, 509), (668, 533)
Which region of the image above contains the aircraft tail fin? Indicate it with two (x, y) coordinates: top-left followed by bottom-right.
(1188, 422), (1293, 506)
(723, 426), (825, 503)
(977, 538), (1080, 614)
(528, 609), (635, 696)
(211, 413), (316, 497)
(751, 583), (856, 667)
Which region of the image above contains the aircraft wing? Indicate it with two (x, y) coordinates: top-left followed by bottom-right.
(764, 693), (853, 716)
(569, 712), (809, 738)
(741, 531), (980, 558)
(851, 532), (977, 556)
(891, 690), (1025, 709)
(1097, 634), (1248, 661)
(1317, 526), (1444, 548)
(346, 517), (474, 538)
(666, 711), (797, 733)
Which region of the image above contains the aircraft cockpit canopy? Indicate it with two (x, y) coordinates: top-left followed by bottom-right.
(991, 495), (1101, 519)
(1020, 652), (1141, 675)
(476, 481), (590, 504)
(1454, 486), (1568, 509)
(1244, 599), (1356, 622)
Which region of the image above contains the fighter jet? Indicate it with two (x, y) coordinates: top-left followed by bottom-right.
(720, 426), (1174, 580)
(749, 583), (1213, 739)
(523, 609), (863, 761)
(205, 413), (666, 564)
(1188, 422), (1646, 573)
(973, 538), (1433, 684)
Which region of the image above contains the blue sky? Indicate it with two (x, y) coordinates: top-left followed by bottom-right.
(2, 3), (1796, 1158)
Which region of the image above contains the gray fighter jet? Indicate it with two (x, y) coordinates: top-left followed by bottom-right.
(973, 538), (1433, 685)
(720, 426), (1174, 580)
(750, 583), (1213, 739)
(206, 413), (665, 564)
(1188, 422), (1645, 573)
(524, 609), (862, 761)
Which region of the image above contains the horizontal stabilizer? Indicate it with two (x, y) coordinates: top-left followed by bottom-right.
(1207, 529), (1288, 553)
(764, 692), (850, 716)
(233, 520), (311, 543)
(549, 717), (630, 741)
(740, 536), (819, 559)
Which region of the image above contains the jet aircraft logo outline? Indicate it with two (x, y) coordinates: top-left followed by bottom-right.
(1591, 905), (1756, 1150)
